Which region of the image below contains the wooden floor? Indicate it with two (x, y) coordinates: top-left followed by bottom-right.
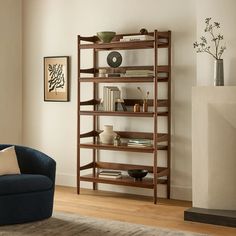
(54, 186), (236, 236)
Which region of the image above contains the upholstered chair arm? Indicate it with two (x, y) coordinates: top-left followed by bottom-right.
(0, 145), (56, 183)
(15, 145), (56, 183)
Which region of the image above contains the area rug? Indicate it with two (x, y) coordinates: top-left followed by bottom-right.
(0, 212), (208, 236)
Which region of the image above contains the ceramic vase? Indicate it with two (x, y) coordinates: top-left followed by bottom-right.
(143, 100), (148, 112)
(214, 59), (224, 86)
(99, 125), (117, 144)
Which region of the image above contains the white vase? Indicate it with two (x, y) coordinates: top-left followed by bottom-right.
(99, 125), (117, 144)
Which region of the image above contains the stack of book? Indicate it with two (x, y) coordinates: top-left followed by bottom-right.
(98, 170), (122, 179)
(120, 35), (154, 42)
(127, 139), (153, 147)
(124, 70), (154, 77)
(103, 86), (121, 111)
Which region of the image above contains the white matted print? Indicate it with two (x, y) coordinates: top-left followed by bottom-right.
(44, 56), (69, 101)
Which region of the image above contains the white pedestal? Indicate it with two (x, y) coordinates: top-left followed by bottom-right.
(192, 86), (236, 210)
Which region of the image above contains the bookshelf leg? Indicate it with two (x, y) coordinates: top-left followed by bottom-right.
(167, 178), (170, 199)
(77, 173), (80, 194)
(93, 182), (97, 190)
(154, 187), (157, 204)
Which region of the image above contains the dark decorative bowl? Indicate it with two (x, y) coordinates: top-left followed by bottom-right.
(128, 169), (148, 181)
(97, 31), (116, 43)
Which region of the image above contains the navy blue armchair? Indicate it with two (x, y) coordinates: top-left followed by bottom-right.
(0, 144), (56, 225)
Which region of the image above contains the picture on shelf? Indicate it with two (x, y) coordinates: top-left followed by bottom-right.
(44, 56), (69, 101)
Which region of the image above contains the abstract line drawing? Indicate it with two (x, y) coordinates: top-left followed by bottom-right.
(44, 56), (69, 101)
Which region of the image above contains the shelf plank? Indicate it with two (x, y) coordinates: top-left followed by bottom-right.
(157, 133), (168, 142)
(80, 174), (167, 188)
(80, 130), (99, 138)
(157, 168), (170, 178)
(80, 65), (170, 74)
(80, 99), (100, 106)
(80, 76), (153, 83)
(80, 130), (168, 142)
(80, 142), (154, 153)
(79, 40), (169, 51)
(80, 162), (94, 171)
(123, 99), (168, 107)
(79, 142), (167, 153)
(79, 31), (170, 43)
(79, 111), (168, 117)
(80, 111), (153, 117)
(95, 161), (168, 174)
(115, 131), (168, 141)
(79, 99), (168, 107)
(79, 76), (168, 83)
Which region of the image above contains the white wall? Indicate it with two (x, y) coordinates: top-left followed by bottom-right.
(196, 0), (236, 86)
(0, 0), (22, 144)
(22, 0), (196, 200)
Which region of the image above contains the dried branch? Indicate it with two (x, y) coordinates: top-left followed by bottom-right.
(194, 18), (226, 59)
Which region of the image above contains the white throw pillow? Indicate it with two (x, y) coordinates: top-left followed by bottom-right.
(0, 146), (21, 175)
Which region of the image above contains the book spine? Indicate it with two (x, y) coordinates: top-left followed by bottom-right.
(103, 86), (109, 111)
(110, 90), (114, 111)
(108, 87), (111, 111)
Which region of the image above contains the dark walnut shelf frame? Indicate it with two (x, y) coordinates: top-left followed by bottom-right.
(77, 30), (171, 204)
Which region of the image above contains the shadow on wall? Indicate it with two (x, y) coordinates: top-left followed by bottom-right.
(228, 58), (236, 85)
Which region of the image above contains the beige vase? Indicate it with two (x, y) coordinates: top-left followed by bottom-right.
(99, 125), (117, 144)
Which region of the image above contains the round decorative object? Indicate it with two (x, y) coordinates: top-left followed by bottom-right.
(107, 51), (122, 68)
(140, 28), (148, 34)
(128, 169), (148, 181)
(99, 125), (117, 144)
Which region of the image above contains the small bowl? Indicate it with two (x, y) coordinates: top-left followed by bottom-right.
(97, 31), (116, 43)
(128, 169), (148, 181)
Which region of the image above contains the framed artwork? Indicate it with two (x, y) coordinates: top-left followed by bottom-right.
(44, 56), (69, 101)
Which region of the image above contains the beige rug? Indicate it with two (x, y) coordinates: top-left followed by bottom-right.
(0, 212), (208, 236)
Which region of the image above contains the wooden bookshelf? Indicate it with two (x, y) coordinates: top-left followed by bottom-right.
(77, 30), (171, 204)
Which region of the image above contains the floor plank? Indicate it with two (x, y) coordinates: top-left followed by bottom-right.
(54, 186), (236, 236)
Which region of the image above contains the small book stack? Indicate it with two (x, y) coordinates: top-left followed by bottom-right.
(99, 170), (122, 179)
(125, 70), (154, 77)
(103, 86), (121, 111)
(120, 35), (154, 42)
(127, 139), (153, 147)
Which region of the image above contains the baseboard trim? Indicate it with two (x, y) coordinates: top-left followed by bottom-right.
(56, 173), (76, 187)
(171, 185), (192, 201)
